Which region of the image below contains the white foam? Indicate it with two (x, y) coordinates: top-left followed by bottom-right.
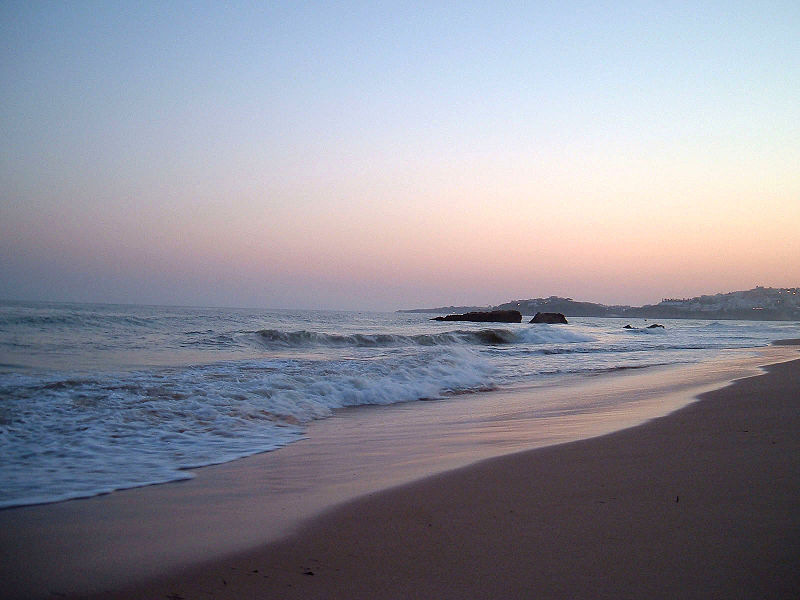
(0, 347), (494, 508)
(517, 325), (596, 344)
(3, 301), (799, 510)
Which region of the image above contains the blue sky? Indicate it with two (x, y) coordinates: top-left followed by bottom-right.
(2, 1), (799, 310)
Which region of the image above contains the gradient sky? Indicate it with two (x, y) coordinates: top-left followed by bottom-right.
(2, 1), (798, 311)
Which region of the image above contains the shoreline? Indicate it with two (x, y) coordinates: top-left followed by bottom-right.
(252, 352), (799, 600)
(2, 343), (799, 598)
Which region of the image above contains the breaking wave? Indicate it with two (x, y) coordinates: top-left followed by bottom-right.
(255, 326), (594, 348)
(5, 300), (796, 511)
(0, 347), (495, 509)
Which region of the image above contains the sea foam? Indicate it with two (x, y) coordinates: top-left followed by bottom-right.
(2, 301), (798, 509)
(0, 346), (493, 508)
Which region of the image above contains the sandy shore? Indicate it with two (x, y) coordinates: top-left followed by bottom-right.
(3, 344), (799, 599)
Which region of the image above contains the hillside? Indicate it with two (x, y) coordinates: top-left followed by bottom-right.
(399, 287), (800, 321)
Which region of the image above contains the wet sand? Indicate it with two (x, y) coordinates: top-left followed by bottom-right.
(2, 344), (798, 599)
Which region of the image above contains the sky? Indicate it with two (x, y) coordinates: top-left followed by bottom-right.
(1, 1), (798, 311)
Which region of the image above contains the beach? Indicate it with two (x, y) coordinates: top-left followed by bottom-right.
(1, 342), (797, 599)
(5, 2), (799, 597)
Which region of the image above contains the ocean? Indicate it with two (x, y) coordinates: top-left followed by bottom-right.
(1, 299), (798, 510)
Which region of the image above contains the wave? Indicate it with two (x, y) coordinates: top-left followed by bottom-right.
(0, 311), (157, 329)
(255, 326), (594, 349)
(516, 327), (595, 344)
(703, 321), (748, 329)
(622, 326), (666, 335)
(0, 347), (496, 509)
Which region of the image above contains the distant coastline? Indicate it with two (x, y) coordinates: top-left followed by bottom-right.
(399, 286), (800, 322)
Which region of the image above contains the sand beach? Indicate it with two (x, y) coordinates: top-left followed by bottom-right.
(1, 343), (798, 599)
(5, 3), (799, 598)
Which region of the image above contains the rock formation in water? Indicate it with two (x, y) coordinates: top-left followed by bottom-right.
(530, 312), (568, 324)
(432, 310), (522, 323)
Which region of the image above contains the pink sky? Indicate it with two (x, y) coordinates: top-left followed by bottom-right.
(2, 3), (798, 310)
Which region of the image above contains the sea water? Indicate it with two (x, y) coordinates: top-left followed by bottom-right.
(1, 300), (798, 509)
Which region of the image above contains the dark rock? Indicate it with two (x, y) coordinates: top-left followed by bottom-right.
(623, 324), (636, 329)
(529, 312), (568, 324)
(647, 323), (665, 328)
(432, 310), (522, 323)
